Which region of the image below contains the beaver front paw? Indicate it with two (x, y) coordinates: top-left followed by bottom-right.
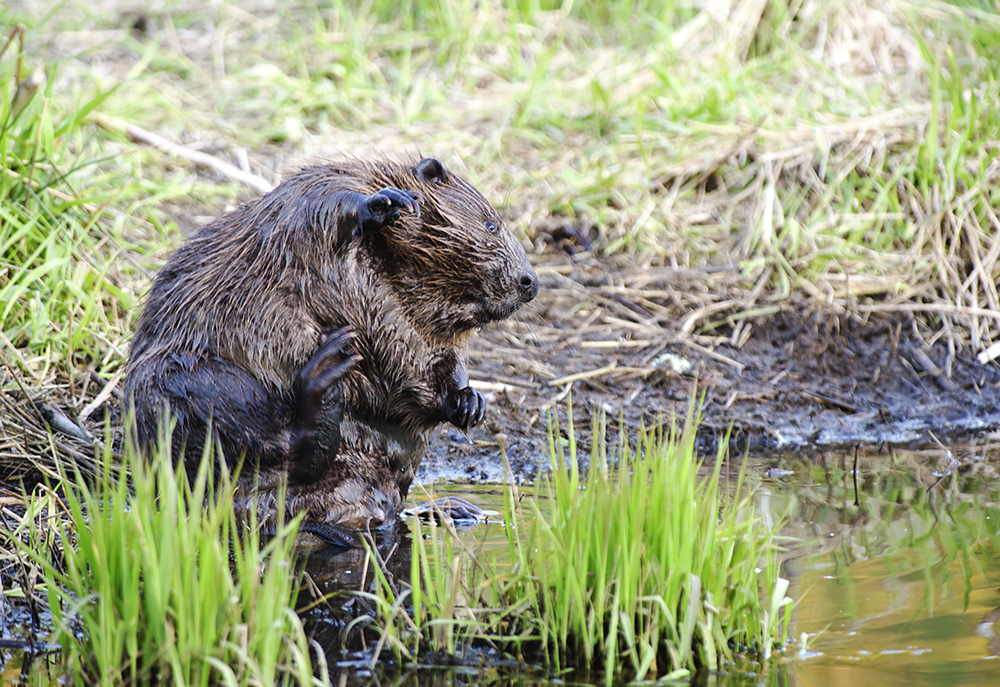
(445, 386), (485, 431)
(291, 327), (358, 483)
(359, 187), (423, 234)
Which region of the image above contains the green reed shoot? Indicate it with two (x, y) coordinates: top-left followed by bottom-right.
(14, 431), (328, 687)
(379, 399), (790, 683)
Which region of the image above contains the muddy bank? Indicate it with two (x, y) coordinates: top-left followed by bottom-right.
(417, 255), (1000, 483)
(5, 252), (1000, 684)
(3, 255), (999, 488)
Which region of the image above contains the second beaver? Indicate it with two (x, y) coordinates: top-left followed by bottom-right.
(124, 157), (537, 544)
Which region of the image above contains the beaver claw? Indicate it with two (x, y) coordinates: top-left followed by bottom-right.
(298, 328), (358, 411)
(445, 386), (485, 431)
(360, 187), (423, 234)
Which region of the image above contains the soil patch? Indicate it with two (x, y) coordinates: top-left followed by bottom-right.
(417, 252), (1000, 483)
(3, 253), (1000, 485)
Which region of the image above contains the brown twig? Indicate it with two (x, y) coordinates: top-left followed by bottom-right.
(90, 113), (275, 195)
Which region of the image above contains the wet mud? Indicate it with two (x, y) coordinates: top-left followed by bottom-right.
(418, 254), (1000, 483)
(5, 253), (1000, 684)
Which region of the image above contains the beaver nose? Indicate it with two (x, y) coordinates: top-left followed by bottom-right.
(518, 268), (539, 302)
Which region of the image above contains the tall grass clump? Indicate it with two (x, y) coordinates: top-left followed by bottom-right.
(12, 433), (328, 687)
(1, 38), (119, 377)
(375, 401), (790, 682)
(0, 23), (175, 384)
(523, 405), (790, 680)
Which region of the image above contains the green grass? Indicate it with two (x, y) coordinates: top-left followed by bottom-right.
(0, 22), (186, 385)
(1, 1), (998, 679)
(1, 63), (125, 375)
(527, 405), (790, 679)
(3, 0), (998, 361)
(5, 431), (327, 687)
(367, 401), (790, 683)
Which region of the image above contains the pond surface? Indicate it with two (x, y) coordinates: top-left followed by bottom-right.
(770, 446), (1000, 687)
(5, 444), (1000, 686)
(304, 443), (1000, 686)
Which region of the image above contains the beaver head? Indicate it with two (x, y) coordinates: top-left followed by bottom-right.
(360, 157), (538, 343)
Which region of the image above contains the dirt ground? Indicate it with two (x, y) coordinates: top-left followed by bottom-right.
(4, 246), (1000, 490)
(416, 249), (1000, 484)
(6, 226), (1000, 673)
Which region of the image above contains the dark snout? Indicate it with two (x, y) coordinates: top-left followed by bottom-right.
(517, 264), (539, 303)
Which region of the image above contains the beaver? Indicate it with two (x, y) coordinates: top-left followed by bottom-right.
(124, 157), (538, 545)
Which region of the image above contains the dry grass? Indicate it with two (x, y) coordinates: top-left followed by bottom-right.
(2, 2), (999, 680)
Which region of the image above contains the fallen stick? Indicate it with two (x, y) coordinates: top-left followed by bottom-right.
(91, 113), (275, 195)
(78, 369), (124, 423)
(548, 362), (618, 387)
(911, 348), (959, 392)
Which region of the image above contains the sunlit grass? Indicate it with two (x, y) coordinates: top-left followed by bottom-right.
(525, 404), (790, 679)
(368, 401), (790, 683)
(7, 431), (328, 687)
(5, 0), (998, 352)
(1, 67), (128, 375)
(4, 0), (1000, 371)
(0, 24), (186, 384)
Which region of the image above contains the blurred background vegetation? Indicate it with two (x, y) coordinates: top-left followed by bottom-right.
(4, 3), (1000, 683)
(2, 0), (999, 387)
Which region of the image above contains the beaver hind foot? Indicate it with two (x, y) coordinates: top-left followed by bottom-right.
(297, 520), (359, 548)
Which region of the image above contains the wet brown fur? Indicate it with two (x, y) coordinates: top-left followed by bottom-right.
(124, 157), (536, 536)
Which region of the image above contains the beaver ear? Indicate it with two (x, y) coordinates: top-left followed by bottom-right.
(413, 158), (448, 184)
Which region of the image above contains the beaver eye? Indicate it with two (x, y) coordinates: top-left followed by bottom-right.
(485, 221), (498, 234)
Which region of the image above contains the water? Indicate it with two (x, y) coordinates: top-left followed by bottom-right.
(351, 445), (1000, 685)
(767, 448), (1000, 686)
(6, 446), (1000, 685)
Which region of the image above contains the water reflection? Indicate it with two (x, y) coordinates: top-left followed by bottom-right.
(761, 446), (1000, 687)
(314, 665), (795, 687)
(297, 519), (412, 670)
(298, 447), (1000, 686)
